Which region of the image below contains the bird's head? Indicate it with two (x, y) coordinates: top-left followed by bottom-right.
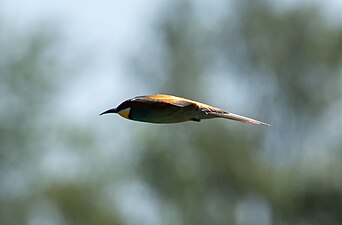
(100, 100), (131, 119)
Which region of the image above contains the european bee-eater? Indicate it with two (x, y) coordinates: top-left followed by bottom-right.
(100, 94), (270, 126)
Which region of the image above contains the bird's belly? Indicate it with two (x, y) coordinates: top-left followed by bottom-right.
(130, 107), (192, 123)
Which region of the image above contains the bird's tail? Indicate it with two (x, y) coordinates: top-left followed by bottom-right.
(211, 111), (271, 126)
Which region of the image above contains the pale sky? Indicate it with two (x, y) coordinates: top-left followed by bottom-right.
(2, 0), (341, 110)
(2, 0), (342, 140)
(1, 0), (162, 123)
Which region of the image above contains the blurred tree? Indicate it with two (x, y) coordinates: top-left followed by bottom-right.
(0, 24), (72, 224)
(132, 1), (342, 225)
(0, 23), (122, 225)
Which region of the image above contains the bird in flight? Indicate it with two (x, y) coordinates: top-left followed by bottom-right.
(100, 94), (270, 126)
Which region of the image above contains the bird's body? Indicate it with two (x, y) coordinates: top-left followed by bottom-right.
(100, 94), (270, 126)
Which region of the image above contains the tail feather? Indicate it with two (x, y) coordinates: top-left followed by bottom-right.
(212, 112), (271, 126)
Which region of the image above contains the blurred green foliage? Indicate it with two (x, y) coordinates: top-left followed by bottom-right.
(0, 25), (122, 225)
(1, 0), (342, 225)
(133, 1), (342, 225)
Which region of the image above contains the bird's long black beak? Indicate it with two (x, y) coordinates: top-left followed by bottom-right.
(100, 108), (118, 116)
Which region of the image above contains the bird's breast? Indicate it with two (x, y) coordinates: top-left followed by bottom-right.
(129, 101), (196, 123)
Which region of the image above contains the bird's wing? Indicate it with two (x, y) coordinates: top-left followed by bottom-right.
(132, 94), (194, 107)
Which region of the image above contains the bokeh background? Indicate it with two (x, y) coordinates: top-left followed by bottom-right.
(1, 0), (342, 224)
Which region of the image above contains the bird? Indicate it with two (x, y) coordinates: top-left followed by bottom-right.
(100, 94), (271, 126)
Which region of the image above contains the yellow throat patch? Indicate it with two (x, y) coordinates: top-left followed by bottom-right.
(118, 108), (130, 119)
